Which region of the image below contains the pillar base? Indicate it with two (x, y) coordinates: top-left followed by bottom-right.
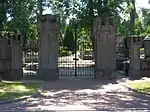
(10, 69), (23, 80)
(140, 70), (150, 77)
(129, 70), (142, 80)
(0, 71), (11, 81)
(38, 68), (59, 81)
(95, 69), (116, 80)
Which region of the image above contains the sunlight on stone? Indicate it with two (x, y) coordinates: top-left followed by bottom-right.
(75, 89), (98, 93)
(37, 104), (94, 111)
(41, 90), (70, 96)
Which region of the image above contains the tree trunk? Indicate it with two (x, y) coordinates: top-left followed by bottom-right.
(37, 0), (44, 21)
(128, 0), (136, 35)
(87, 0), (95, 53)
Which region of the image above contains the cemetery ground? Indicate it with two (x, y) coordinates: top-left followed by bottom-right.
(0, 81), (41, 101)
(0, 78), (150, 111)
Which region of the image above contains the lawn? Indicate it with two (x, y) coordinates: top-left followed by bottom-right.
(128, 81), (150, 94)
(0, 81), (41, 100)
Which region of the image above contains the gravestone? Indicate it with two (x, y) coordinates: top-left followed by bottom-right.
(38, 14), (59, 80)
(93, 17), (117, 79)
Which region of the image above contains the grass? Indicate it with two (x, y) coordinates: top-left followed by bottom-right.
(128, 81), (150, 94)
(0, 81), (41, 100)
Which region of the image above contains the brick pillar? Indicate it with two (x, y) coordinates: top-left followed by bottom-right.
(93, 17), (117, 79)
(11, 34), (23, 80)
(38, 14), (59, 80)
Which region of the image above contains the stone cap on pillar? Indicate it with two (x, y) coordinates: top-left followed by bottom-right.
(94, 16), (116, 26)
(11, 34), (22, 46)
(93, 16), (116, 35)
(41, 14), (57, 23)
(129, 35), (144, 47)
(144, 35), (150, 57)
(38, 14), (59, 36)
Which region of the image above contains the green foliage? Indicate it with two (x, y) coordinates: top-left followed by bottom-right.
(0, 0), (37, 42)
(63, 27), (75, 51)
(134, 17), (144, 35)
(77, 28), (92, 51)
(58, 46), (72, 56)
(145, 26), (150, 34)
(27, 23), (38, 40)
(0, 0), (150, 44)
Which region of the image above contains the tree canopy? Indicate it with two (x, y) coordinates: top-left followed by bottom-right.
(0, 0), (150, 41)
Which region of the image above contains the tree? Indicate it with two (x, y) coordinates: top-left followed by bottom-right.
(141, 8), (150, 35)
(63, 26), (75, 51)
(0, 0), (7, 31)
(70, 0), (126, 50)
(127, 0), (136, 35)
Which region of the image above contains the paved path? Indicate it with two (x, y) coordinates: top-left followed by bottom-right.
(0, 79), (150, 111)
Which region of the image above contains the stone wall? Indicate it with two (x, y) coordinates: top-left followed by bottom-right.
(0, 33), (23, 81)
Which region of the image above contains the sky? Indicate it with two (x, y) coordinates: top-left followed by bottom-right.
(136, 0), (150, 10)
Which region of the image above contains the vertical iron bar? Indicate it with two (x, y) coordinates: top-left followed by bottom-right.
(75, 23), (77, 77)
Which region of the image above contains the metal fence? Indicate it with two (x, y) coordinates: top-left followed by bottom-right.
(58, 40), (95, 79)
(22, 46), (39, 76)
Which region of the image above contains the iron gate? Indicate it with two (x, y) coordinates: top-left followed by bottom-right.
(22, 40), (39, 78)
(58, 25), (95, 79)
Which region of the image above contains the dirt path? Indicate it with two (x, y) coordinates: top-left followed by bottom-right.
(0, 79), (150, 111)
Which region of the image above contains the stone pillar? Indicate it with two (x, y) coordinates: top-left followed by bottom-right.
(93, 17), (117, 79)
(11, 34), (23, 80)
(129, 36), (143, 79)
(0, 39), (12, 80)
(38, 14), (59, 80)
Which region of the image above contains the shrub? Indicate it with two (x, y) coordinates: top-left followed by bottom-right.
(63, 27), (75, 51)
(58, 46), (73, 56)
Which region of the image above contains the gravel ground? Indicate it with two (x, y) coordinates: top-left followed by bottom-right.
(0, 79), (150, 112)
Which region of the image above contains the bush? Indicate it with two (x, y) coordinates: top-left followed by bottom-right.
(58, 46), (73, 56)
(63, 27), (75, 51)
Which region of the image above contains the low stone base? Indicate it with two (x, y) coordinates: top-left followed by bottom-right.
(38, 68), (59, 81)
(129, 70), (142, 80)
(10, 69), (23, 81)
(140, 70), (150, 77)
(95, 69), (116, 80)
(0, 71), (11, 80)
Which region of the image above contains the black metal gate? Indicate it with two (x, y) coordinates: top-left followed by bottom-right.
(22, 40), (39, 79)
(58, 25), (95, 79)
